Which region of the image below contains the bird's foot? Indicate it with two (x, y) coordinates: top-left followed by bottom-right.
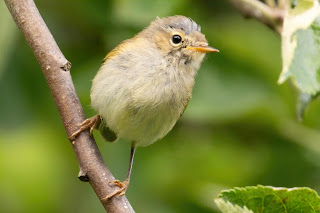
(69, 115), (100, 140)
(102, 179), (129, 200)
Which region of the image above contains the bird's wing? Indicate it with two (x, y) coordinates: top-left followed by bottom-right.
(102, 38), (134, 64)
(180, 95), (191, 117)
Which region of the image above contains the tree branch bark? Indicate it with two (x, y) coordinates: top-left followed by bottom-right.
(4, 0), (134, 212)
(229, 0), (284, 34)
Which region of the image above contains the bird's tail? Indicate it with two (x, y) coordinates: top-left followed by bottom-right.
(99, 119), (118, 142)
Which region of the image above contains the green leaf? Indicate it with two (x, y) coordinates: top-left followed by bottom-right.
(279, 0), (320, 95)
(215, 199), (253, 213)
(279, 0), (320, 119)
(215, 185), (320, 213)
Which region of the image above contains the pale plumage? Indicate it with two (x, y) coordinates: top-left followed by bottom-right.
(91, 16), (209, 147)
(71, 15), (218, 199)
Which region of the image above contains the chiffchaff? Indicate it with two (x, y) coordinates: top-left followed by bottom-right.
(71, 15), (219, 199)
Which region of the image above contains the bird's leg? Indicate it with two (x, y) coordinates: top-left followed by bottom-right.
(69, 114), (101, 140)
(103, 143), (136, 200)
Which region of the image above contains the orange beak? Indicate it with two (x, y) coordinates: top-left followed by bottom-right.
(187, 45), (219, 53)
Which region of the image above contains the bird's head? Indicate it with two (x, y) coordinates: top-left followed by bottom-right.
(139, 15), (219, 66)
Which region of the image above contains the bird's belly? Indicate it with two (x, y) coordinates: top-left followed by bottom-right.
(91, 62), (195, 147)
(96, 83), (188, 147)
(115, 102), (180, 147)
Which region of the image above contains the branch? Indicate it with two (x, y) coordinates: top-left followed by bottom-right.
(4, 0), (134, 212)
(229, 0), (284, 34)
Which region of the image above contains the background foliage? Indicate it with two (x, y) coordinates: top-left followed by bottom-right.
(1, 0), (320, 212)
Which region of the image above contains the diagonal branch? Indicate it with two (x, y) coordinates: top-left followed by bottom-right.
(4, 0), (134, 212)
(229, 0), (284, 34)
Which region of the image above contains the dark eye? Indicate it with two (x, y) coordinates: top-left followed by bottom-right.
(172, 35), (182, 44)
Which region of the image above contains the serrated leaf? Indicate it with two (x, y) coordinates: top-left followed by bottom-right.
(215, 199), (253, 213)
(215, 185), (320, 213)
(279, 0), (320, 95)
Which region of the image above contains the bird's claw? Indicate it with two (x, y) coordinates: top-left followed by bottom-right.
(102, 180), (129, 200)
(69, 115), (100, 140)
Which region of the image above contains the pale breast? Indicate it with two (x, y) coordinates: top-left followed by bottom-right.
(91, 40), (197, 147)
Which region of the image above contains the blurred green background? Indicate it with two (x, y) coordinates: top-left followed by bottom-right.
(1, 0), (320, 212)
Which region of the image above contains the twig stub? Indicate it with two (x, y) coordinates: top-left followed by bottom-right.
(4, 0), (135, 212)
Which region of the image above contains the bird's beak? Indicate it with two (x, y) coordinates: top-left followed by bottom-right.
(187, 45), (219, 53)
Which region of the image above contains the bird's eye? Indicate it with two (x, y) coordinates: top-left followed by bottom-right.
(172, 35), (182, 44)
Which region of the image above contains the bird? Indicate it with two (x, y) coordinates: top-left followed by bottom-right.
(70, 15), (219, 200)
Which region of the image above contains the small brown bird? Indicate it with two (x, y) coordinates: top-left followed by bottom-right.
(71, 15), (218, 199)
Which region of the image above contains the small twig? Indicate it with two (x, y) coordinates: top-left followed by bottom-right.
(229, 0), (284, 34)
(4, 0), (134, 212)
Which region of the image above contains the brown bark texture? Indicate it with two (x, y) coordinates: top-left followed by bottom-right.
(229, 0), (284, 34)
(4, 0), (135, 212)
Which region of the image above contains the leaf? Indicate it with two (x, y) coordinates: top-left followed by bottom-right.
(279, 0), (320, 94)
(215, 185), (320, 213)
(279, 0), (320, 117)
(215, 199), (253, 213)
